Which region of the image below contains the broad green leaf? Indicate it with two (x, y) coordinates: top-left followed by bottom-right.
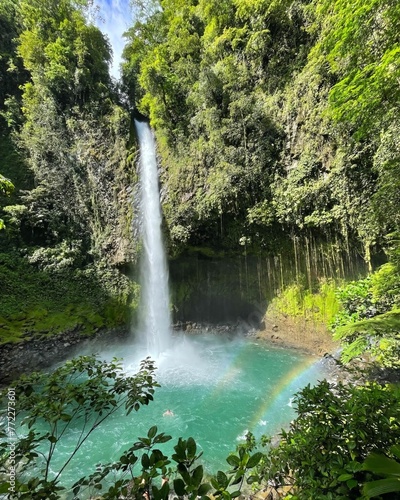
(198, 483), (211, 495)
(363, 453), (400, 476)
(346, 479), (358, 490)
(247, 452), (263, 468)
(173, 478), (186, 496)
(226, 454), (240, 467)
(192, 465), (204, 488)
(187, 437), (196, 459)
(216, 470), (229, 489)
(141, 453), (150, 468)
(147, 425), (157, 439)
(363, 478), (400, 498)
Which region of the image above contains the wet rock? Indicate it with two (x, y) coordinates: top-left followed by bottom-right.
(0, 326), (128, 387)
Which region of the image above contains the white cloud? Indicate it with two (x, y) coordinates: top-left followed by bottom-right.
(93, 0), (133, 80)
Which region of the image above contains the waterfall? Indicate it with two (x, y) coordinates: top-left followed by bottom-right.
(135, 120), (171, 355)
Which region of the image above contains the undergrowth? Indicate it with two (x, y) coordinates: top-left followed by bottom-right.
(0, 252), (139, 344)
(270, 278), (340, 325)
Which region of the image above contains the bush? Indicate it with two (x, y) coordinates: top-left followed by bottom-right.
(330, 240), (400, 366)
(261, 380), (400, 499)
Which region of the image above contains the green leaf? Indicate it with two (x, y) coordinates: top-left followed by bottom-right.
(216, 470), (229, 489)
(131, 441), (146, 451)
(187, 437), (196, 459)
(192, 465), (204, 488)
(247, 452), (263, 468)
(154, 433), (172, 444)
(226, 454), (240, 467)
(198, 483), (211, 495)
(158, 481), (170, 500)
(363, 478), (400, 498)
(363, 453), (400, 476)
(338, 474), (353, 482)
(173, 438), (186, 460)
(173, 478), (186, 496)
(346, 479), (358, 490)
(141, 453), (150, 469)
(247, 474), (260, 484)
(392, 445), (400, 460)
(148, 425), (157, 439)
(177, 463), (191, 485)
(210, 478), (220, 491)
(162, 481), (170, 495)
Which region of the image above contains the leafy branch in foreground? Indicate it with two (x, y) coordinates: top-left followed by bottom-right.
(260, 380), (400, 499)
(0, 355), (158, 498)
(0, 356), (264, 499)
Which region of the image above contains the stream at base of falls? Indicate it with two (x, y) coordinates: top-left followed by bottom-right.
(26, 330), (332, 493)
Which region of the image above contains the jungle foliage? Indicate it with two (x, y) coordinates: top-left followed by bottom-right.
(0, 0), (138, 340)
(1, 0), (400, 345)
(263, 380), (400, 499)
(122, 0), (400, 260)
(326, 234), (400, 367)
(122, 0), (400, 366)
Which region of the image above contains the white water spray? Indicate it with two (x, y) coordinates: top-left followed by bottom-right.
(136, 120), (171, 355)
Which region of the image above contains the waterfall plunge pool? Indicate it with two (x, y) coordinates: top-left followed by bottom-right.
(21, 331), (331, 493)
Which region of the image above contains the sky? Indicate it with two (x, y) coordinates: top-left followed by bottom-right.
(93, 0), (133, 79)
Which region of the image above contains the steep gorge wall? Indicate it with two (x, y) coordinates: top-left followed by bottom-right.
(168, 235), (370, 325)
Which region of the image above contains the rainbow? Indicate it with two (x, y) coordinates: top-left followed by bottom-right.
(202, 341), (319, 435)
(249, 356), (317, 434)
(206, 341), (256, 400)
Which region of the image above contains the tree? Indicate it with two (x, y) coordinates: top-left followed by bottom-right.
(261, 380), (400, 499)
(0, 174), (14, 229)
(17, 0), (112, 110)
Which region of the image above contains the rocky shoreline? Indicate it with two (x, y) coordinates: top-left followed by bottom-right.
(0, 326), (130, 387)
(0, 319), (341, 388)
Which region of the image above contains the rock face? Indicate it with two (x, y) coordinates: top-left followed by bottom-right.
(257, 312), (339, 356)
(0, 327), (129, 387)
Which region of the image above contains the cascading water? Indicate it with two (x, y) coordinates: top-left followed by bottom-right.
(135, 120), (171, 355)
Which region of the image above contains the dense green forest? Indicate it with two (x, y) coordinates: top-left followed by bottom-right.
(1, 0), (400, 497)
(0, 0), (138, 341)
(122, 0), (399, 258)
